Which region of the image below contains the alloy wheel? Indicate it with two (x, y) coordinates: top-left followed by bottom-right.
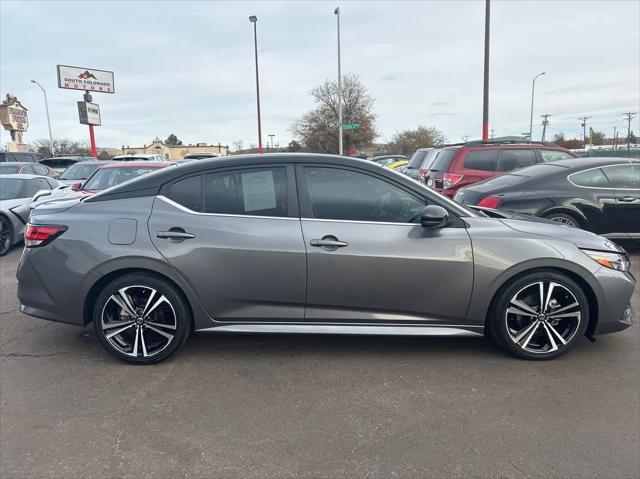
(100, 285), (177, 358)
(505, 281), (582, 354)
(548, 215), (578, 227)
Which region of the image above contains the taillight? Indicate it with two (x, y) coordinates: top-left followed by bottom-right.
(443, 173), (464, 189)
(24, 224), (67, 248)
(477, 196), (502, 209)
(418, 168), (429, 180)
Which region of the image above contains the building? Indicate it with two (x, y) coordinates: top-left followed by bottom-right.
(122, 138), (229, 160)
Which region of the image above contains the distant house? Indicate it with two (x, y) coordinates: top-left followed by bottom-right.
(122, 138), (229, 160)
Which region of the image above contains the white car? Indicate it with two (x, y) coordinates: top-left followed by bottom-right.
(111, 154), (165, 162)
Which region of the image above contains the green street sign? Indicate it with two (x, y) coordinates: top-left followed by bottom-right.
(342, 123), (360, 129)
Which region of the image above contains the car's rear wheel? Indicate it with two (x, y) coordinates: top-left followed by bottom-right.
(489, 271), (589, 360)
(543, 212), (581, 228)
(0, 216), (13, 256)
(93, 273), (190, 364)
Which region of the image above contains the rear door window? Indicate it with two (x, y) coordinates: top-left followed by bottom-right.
(32, 163), (49, 176)
(463, 150), (500, 171)
(204, 167), (288, 217)
(569, 168), (610, 188)
(602, 164), (640, 189)
(498, 149), (537, 171)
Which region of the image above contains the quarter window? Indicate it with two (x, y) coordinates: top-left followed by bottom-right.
(463, 150), (500, 171)
(32, 164), (49, 176)
(166, 175), (203, 212)
(569, 168), (609, 188)
(602, 165), (640, 189)
(303, 167), (425, 223)
(204, 167), (288, 217)
(540, 150), (575, 162)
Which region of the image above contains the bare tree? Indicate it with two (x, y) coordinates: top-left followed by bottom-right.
(29, 138), (91, 157)
(292, 74), (377, 154)
(388, 126), (446, 155)
(232, 140), (245, 152)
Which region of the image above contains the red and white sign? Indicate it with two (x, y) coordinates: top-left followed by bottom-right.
(57, 65), (115, 93)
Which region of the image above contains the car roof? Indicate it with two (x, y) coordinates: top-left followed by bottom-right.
(88, 153), (411, 202)
(0, 162), (32, 166)
(100, 161), (174, 169)
(0, 173), (48, 179)
(536, 156), (640, 171)
(43, 156), (96, 160)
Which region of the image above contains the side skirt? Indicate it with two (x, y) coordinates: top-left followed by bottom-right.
(195, 323), (484, 337)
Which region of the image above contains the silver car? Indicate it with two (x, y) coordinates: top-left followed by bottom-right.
(0, 174), (63, 256)
(17, 154), (635, 364)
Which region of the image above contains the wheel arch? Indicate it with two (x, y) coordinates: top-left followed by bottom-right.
(81, 260), (210, 330)
(539, 206), (588, 227)
(484, 265), (599, 339)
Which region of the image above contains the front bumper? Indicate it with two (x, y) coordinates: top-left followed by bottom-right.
(589, 266), (636, 336)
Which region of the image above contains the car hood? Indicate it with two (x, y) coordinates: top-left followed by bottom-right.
(500, 219), (623, 252)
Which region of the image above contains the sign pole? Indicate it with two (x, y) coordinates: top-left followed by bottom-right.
(88, 124), (97, 157)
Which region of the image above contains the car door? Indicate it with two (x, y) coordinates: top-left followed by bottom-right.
(601, 164), (640, 234)
(296, 164), (473, 322)
(149, 165), (307, 320)
(567, 166), (619, 233)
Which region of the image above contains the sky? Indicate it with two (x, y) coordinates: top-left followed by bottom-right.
(1, 0), (639, 150)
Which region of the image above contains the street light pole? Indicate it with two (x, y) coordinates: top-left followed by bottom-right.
(335, 7), (343, 155)
(481, 0), (490, 141)
(249, 15), (263, 154)
(30, 80), (54, 156)
(528, 72), (545, 141)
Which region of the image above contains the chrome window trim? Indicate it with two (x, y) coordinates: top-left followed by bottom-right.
(567, 163), (640, 190)
(301, 217), (418, 227)
(156, 195), (298, 221)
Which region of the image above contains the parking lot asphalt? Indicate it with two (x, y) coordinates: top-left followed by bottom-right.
(1, 244), (639, 479)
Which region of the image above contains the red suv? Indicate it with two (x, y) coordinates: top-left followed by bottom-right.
(424, 141), (578, 198)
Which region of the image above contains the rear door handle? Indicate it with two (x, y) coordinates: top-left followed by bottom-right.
(310, 236), (348, 251)
(157, 229), (195, 241)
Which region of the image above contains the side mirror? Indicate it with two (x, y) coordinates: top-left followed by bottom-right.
(32, 189), (52, 202)
(420, 205), (449, 228)
(71, 182), (82, 192)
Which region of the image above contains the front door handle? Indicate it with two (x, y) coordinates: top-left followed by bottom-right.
(618, 196), (637, 203)
(310, 236), (348, 251)
(157, 229), (196, 241)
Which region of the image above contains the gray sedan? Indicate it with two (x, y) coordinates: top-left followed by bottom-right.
(0, 174), (63, 256)
(17, 154), (635, 363)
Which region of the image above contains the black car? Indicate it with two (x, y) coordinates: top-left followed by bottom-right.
(454, 157), (640, 239)
(40, 155), (97, 173)
(0, 152), (43, 163)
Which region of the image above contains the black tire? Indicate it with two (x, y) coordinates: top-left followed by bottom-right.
(543, 211), (582, 229)
(489, 271), (589, 360)
(0, 216), (13, 257)
(93, 273), (191, 364)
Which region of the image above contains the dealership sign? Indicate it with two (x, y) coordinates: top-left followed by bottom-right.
(0, 94), (29, 132)
(57, 65), (115, 93)
(77, 101), (101, 126)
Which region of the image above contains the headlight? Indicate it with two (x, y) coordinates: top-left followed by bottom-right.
(582, 249), (630, 272)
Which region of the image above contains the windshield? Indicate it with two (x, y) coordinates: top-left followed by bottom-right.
(406, 149), (430, 169)
(0, 178), (27, 200)
(0, 164), (20, 173)
(83, 167), (158, 190)
(60, 163), (100, 180)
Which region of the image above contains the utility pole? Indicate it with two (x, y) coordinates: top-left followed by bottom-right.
(481, 0), (490, 141)
(490, 129), (495, 140)
(335, 7), (343, 155)
(613, 126), (617, 150)
(578, 116), (591, 149)
(268, 134), (275, 149)
(540, 114), (551, 141)
(623, 112), (636, 157)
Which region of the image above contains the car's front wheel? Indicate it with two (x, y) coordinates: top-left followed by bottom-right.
(0, 216), (13, 256)
(489, 271), (589, 360)
(93, 273), (191, 364)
